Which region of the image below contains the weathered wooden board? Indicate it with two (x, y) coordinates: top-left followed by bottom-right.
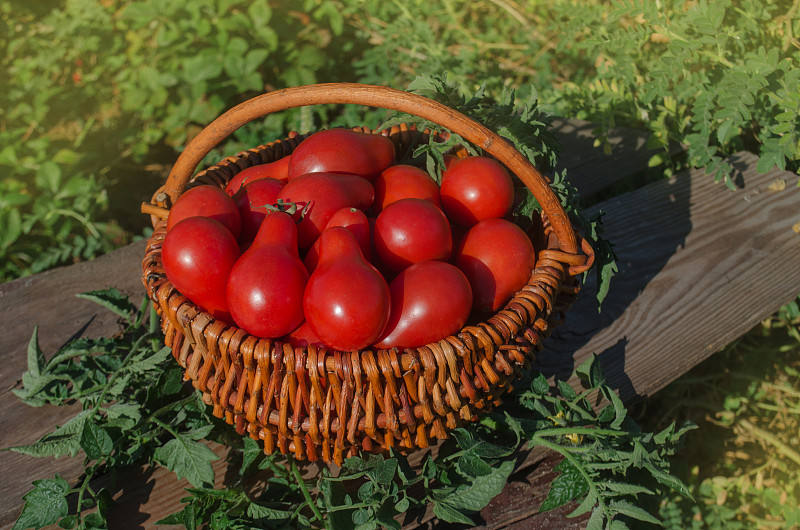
(0, 120), (711, 529)
(540, 152), (800, 402)
(550, 118), (683, 199)
(0, 240), (148, 530)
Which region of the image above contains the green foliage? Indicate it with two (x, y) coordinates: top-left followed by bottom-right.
(4, 290), (229, 528)
(551, 0), (800, 187)
(349, 0), (800, 187)
(7, 290), (692, 529)
(6, 1), (795, 282)
(0, 0), (365, 281)
(512, 355), (696, 528)
(151, 354), (694, 529)
(12, 476), (71, 530)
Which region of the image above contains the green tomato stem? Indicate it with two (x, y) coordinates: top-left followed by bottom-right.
(290, 457), (325, 523)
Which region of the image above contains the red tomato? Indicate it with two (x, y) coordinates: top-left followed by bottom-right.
(277, 172), (374, 249)
(373, 164), (441, 213)
(161, 217), (240, 323)
(303, 207), (372, 273)
(303, 227), (390, 351)
(283, 321), (325, 349)
(234, 178), (284, 243)
(167, 185), (241, 239)
(440, 156), (515, 227)
(454, 218), (536, 312)
(287, 129), (395, 181)
(225, 155), (291, 195)
(226, 212), (308, 338)
(375, 261), (472, 349)
(373, 198), (452, 274)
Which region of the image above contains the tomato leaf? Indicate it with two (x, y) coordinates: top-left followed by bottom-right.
(75, 288), (136, 322)
(153, 433), (219, 488)
(12, 476), (70, 530)
(5, 410), (90, 459)
(540, 459), (589, 512)
(80, 421), (113, 460)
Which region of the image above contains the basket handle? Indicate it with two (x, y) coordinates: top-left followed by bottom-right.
(155, 83), (579, 255)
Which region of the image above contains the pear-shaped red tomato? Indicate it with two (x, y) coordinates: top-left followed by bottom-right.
(226, 212), (308, 338)
(225, 155), (291, 195)
(287, 129), (395, 181)
(277, 172), (374, 248)
(454, 218), (535, 312)
(440, 156), (515, 227)
(162, 217), (240, 323)
(375, 261), (472, 349)
(303, 227), (390, 351)
(304, 207), (372, 273)
(373, 164), (441, 213)
(373, 198), (452, 274)
(167, 185), (241, 239)
(234, 177), (284, 243)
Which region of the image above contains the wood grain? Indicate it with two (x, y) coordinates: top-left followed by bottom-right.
(539, 152), (800, 402)
(550, 118), (683, 199)
(0, 240), (148, 529)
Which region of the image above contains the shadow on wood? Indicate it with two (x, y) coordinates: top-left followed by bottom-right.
(539, 162), (694, 402)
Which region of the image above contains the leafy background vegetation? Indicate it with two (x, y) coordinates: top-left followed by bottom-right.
(2, 0), (798, 281)
(2, 0), (800, 528)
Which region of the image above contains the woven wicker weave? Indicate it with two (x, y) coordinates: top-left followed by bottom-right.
(141, 84), (594, 465)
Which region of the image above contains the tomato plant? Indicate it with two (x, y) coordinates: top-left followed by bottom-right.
(161, 217), (240, 323)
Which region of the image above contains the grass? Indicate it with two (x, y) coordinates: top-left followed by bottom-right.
(632, 298), (800, 528)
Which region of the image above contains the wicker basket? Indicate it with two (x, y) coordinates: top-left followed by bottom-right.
(141, 83), (595, 466)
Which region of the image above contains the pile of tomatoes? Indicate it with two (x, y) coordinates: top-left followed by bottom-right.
(161, 128), (536, 352)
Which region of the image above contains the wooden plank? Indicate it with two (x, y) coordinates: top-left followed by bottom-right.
(550, 118), (683, 199)
(456, 152), (800, 528)
(0, 239), (148, 530)
(540, 151), (800, 402)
